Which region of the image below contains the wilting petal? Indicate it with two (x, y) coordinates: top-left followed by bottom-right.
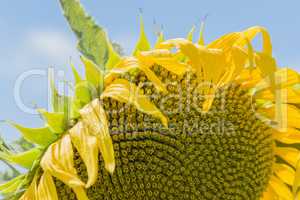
(40, 134), (85, 188)
(19, 175), (38, 200)
(105, 57), (167, 93)
(235, 26), (272, 56)
(69, 122), (99, 187)
(36, 172), (58, 200)
(275, 147), (300, 168)
(207, 32), (241, 54)
(137, 49), (188, 76)
(273, 163), (295, 185)
(80, 99), (115, 174)
(101, 78), (168, 127)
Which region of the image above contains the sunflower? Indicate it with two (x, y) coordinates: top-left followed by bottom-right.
(1, 0), (300, 200)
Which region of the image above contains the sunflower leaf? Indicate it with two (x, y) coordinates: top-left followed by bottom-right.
(59, 0), (110, 68)
(9, 122), (57, 147)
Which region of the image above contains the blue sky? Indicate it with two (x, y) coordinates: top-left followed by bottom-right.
(0, 0), (300, 142)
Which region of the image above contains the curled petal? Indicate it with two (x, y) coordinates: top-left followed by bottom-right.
(40, 134), (85, 188)
(105, 57), (167, 93)
(36, 172), (58, 200)
(69, 122), (99, 187)
(101, 78), (168, 127)
(19, 175), (38, 200)
(137, 49), (189, 76)
(80, 99), (115, 174)
(236, 26), (272, 56)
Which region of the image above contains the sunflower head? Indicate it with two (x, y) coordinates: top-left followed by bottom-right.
(1, 0), (300, 200)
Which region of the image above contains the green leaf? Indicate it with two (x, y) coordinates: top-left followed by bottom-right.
(133, 15), (151, 56)
(59, 0), (115, 68)
(0, 148), (42, 169)
(187, 25), (196, 42)
(38, 109), (66, 133)
(9, 122), (57, 147)
(81, 56), (104, 92)
(0, 175), (25, 194)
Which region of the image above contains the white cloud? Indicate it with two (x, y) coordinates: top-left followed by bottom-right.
(25, 30), (76, 62)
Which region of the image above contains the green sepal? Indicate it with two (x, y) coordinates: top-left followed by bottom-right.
(133, 15), (151, 56)
(74, 80), (93, 105)
(81, 56), (104, 92)
(198, 21), (205, 45)
(0, 148), (42, 169)
(9, 122), (57, 147)
(59, 0), (115, 68)
(187, 25), (196, 42)
(0, 175), (25, 195)
(105, 37), (121, 70)
(71, 63), (82, 84)
(50, 75), (72, 115)
(154, 31), (165, 48)
(37, 109), (66, 133)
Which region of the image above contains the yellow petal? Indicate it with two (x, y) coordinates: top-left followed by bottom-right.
(269, 176), (293, 200)
(235, 26), (272, 56)
(293, 160), (300, 196)
(101, 78), (168, 128)
(254, 68), (300, 92)
(207, 32), (241, 53)
(260, 184), (277, 200)
(138, 49), (189, 76)
(274, 163), (295, 185)
(72, 186), (89, 200)
(19, 175), (38, 200)
(36, 172), (58, 200)
(40, 134), (85, 188)
(262, 104), (300, 129)
(69, 122), (99, 187)
(273, 128), (300, 144)
(104, 57), (167, 93)
(256, 86), (300, 104)
(79, 99), (115, 174)
(275, 147), (300, 168)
